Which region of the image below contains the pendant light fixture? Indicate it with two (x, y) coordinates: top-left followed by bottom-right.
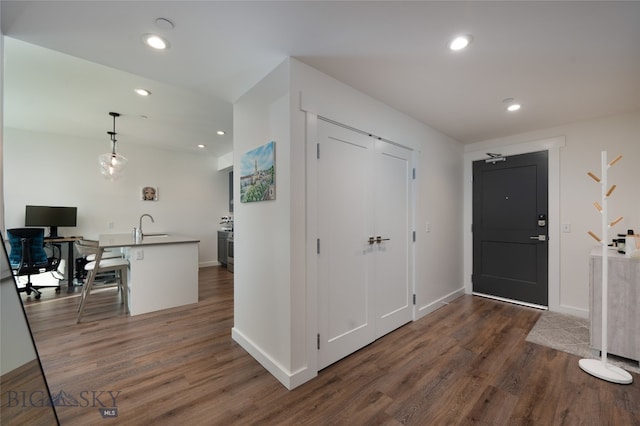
(99, 112), (127, 180)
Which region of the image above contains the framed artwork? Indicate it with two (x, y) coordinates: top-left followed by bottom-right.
(141, 186), (158, 201)
(240, 141), (276, 203)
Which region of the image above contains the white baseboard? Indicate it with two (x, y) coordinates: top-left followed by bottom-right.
(552, 304), (589, 319)
(415, 287), (465, 320)
(231, 327), (316, 390)
(198, 260), (220, 268)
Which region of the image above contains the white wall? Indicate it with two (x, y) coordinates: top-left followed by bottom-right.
(3, 128), (230, 267)
(233, 58), (465, 389)
(232, 60), (295, 385)
(463, 110), (640, 317)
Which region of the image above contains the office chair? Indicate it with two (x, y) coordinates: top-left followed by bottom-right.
(7, 228), (62, 299)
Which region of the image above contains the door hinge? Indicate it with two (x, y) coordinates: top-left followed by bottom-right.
(413, 294), (416, 305)
(413, 231), (416, 242)
(317, 143), (320, 159)
(317, 333), (320, 350)
(413, 168), (416, 180)
(317, 238), (320, 254)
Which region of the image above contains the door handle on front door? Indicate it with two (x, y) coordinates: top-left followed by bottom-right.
(529, 235), (547, 241)
(376, 236), (391, 244)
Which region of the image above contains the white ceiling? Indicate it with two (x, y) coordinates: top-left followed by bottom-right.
(2, 1), (640, 157)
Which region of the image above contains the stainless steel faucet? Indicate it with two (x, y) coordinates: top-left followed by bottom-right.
(139, 214), (155, 236)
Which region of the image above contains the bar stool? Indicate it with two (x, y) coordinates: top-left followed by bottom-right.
(75, 240), (129, 323)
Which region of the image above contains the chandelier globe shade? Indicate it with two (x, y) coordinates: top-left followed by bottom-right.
(99, 112), (127, 180)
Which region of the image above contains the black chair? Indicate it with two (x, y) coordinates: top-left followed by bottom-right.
(7, 228), (62, 299)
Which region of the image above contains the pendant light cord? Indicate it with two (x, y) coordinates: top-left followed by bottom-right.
(108, 111), (120, 157)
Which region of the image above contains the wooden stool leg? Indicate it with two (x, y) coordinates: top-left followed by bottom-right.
(76, 269), (91, 312)
(77, 267), (97, 323)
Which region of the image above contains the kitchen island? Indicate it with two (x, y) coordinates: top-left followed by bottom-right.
(99, 233), (200, 316)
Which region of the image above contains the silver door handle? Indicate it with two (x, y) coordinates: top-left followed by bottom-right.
(376, 236), (391, 244)
(530, 235), (547, 241)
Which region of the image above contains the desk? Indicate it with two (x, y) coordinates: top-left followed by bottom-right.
(44, 236), (82, 291)
(98, 233), (199, 316)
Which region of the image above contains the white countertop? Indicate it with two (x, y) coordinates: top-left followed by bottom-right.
(98, 233), (200, 248)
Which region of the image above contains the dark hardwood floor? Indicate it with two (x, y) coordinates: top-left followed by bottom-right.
(21, 267), (640, 425)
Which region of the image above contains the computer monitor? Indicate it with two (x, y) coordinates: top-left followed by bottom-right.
(25, 205), (77, 238)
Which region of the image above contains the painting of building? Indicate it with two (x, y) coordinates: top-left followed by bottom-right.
(239, 141), (275, 203)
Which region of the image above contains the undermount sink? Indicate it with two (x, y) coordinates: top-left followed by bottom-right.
(144, 233), (169, 237)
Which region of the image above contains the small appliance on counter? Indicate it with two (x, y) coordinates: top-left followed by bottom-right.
(219, 216), (234, 272)
(226, 233), (234, 273)
(220, 215), (233, 232)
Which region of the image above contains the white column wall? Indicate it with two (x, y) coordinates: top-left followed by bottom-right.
(231, 60), (295, 385)
(233, 58), (465, 389)
(292, 59), (465, 320)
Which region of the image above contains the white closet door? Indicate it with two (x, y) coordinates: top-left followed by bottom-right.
(373, 140), (413, 337)
(317, 121), (375, 370)
(317, 120), (412, 370)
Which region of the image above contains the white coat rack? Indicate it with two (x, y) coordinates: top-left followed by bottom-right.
(579, 151), (632, 384)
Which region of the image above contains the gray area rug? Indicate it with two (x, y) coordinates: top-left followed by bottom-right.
(526, 311), (640, 374)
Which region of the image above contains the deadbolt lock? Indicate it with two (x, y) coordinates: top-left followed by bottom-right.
(538, 214), (547, 227)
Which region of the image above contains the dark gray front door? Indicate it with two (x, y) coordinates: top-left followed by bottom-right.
(472, 151), (548, 306)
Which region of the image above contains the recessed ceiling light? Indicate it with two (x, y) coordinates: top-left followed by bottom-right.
(217, 130), (226, 136)
(142, 34), (169, 50)
(502, 98), (522, 112)
(134, 88), (151, 96)
(449, 35), (472, 51)
(198, 144), (206, 149)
